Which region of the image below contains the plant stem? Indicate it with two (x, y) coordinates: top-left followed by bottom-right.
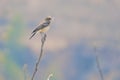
(95, 47), (104, 80)
(31, 34), (47, 80)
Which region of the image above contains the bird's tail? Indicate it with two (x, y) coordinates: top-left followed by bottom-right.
(29, 32), (36, 40)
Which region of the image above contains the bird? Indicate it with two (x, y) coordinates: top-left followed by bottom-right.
(29, 16), (52, 39)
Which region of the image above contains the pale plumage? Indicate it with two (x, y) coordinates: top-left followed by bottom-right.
(29, 16), (52, 39)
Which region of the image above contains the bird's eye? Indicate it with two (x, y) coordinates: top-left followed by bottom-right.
(49, 18), (51, 20)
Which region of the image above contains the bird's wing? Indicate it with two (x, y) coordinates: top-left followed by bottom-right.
(29, 32), (36, 39)
(32, 21), (50, 33)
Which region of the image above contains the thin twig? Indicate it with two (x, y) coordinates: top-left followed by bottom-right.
(31, 33), (47, 80)
(94, 47), (104, 80)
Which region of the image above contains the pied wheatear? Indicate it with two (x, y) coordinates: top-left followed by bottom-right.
(29, 16), (52, 39)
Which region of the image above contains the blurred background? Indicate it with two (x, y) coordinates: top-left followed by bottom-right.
(0, 0), (120, 80)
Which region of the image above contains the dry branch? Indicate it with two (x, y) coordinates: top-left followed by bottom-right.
(94, 47), (104, 80)
(31, 34), (47, 80)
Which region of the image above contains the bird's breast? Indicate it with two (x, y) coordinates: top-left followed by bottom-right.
(39, 26), (50, 33)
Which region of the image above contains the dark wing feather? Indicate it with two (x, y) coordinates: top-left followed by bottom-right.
(32, 21), (50, 33)
(29, 20), (50, 39)
(32, 27), (40, 33)
(29, 32), (36, 39)
(39, 21), (50, 29)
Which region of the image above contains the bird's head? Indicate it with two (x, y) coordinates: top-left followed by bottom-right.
(45, 16), (52, 21)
